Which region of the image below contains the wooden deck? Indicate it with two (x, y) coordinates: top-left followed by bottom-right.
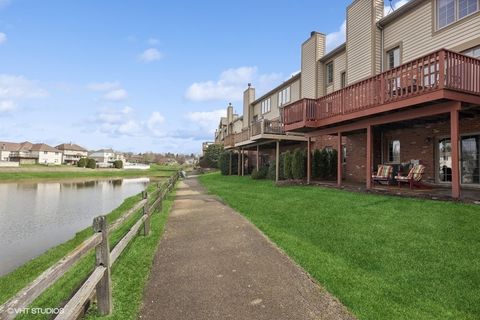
(283, 49), (480, 132)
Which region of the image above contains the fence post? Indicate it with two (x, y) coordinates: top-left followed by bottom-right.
(143, 202), (150, 236)
(92, 216), (112, 315)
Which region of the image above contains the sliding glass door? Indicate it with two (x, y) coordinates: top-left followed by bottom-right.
(437, 135), (480, 185)
(461, 135), (480, 184)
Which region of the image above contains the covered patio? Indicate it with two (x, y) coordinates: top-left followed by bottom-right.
(305, 101), (480, 200)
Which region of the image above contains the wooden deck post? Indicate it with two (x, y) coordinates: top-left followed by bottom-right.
(307, 137), (311, 184)
(256, 145), (260, 170)
(337, 132), (342, 187)
(275, 140), (280, 183)
(366, 125), (373, 190)
(241, 149), (245, 176)
(451, 108), (461, 199)
(237, 149), (241, 176)
(93, 216), (112, 315)
(143, 201), (150, 236)
(229, 151), (232, 175)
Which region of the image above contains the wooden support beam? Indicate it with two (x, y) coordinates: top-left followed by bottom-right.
(229, 151), (232, 175)
(366, 125), (373, 190)
(306, 101), (462, 137)
(307, 137), (311, 184)
(93, 216), (112, 315)
(256, 145), (259, 170)
(275, 141), (280, 183)
(237, 149), (241, 176)
(450, 106), (461, 199)
(337, 132), (342, 187)
(241, 149), (245, 176)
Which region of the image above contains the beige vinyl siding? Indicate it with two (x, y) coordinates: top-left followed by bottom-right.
(251, 78), (300, 121)
(373, 0), (384, 74)
(290, 78), (301, 102)
(232, 119), (243, 134)
(347, 0), (374, 84)
(326, 51), (347, 94)
(301, 38), (317, 98)
(383, 0), (480, 64)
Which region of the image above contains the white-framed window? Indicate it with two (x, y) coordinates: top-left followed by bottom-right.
(388, 140), (401, 163)
(326, 62), (334, 84)
(261, 98), (271, 114)
(386, 47), (401, 69)
(463, 45), (480, 58)
(437, 0), (479, 29)
(277, 86), (291, 107)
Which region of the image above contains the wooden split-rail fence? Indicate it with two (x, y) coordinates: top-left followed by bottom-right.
(0, 172), (180, 320)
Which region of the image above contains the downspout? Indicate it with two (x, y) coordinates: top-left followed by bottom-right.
(379, 23), (384, 72)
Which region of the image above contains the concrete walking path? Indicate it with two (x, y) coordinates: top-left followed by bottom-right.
(138, 176), (355, 320)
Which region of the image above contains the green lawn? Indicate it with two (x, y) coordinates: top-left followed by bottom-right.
(199, 173), (480, 320)
(0, 179), (176, 320)
(0, 164), (178, 181)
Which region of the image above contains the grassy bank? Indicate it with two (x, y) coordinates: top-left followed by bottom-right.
(0, 179), (175, 319)
(0, 164), (178, 181)
(199, 173), (480, 320)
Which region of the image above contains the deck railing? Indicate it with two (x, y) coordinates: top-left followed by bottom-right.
(234, 128), (250, 144)
(224, 134), (235, 147)
(283, 49), (480, 126)
(250, 118), (284, 136)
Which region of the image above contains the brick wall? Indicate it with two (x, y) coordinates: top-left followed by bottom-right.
(339, 114), (480, 184)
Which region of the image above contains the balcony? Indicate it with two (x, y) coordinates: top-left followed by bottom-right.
(223, 134), (235, 148)
(250, 118), (284, 137)
(234, 128), (250, 145)
(283, 49), (480, 132)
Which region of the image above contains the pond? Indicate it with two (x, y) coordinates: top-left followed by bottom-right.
(0, 177), (150, 276)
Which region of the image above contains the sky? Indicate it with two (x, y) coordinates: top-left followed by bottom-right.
(0, 0), (408, 154)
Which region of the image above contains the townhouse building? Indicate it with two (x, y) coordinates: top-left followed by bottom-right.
(215, 0), (480, 199)
(0, 141), (63, 165)
(56, 143), (88, 165)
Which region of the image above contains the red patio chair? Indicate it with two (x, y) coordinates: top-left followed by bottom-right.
(395, 164), (426, 189)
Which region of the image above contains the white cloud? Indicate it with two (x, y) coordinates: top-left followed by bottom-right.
(91, 107), (166, 138)
(185, 66), (282, 102)
(103, 89), (128, 101)
(326, 20), (346, 52)
(186, 109), (226, 134)
(148, 38), (159, 46)
(0, 32), (6, 45)
(0, 74), (48, 99)
(147, 111), (166, 136)
(87, 81), (120, 92)
(0, 100), (15, 113)
(138, 48), (163, 62)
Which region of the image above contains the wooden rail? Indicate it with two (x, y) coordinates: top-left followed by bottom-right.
(250, 118), (284, 136)
(0, 172), (180, 320)
(283, 49), (480, 126)
(224, 134), (235, 148)
(234, 128), (250, 144)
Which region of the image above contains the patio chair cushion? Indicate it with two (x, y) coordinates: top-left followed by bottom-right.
(395, 164), (425, 182)
(372, 165), (393, 179)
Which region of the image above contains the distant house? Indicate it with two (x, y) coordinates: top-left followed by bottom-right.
(56, 143), (88, 165)
(89, 149), (125, 167)
(1, 141), (63, 165)
(29, 144), (63, 165)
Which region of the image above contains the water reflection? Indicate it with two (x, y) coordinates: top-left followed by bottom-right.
(0, 177), (149, 276)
